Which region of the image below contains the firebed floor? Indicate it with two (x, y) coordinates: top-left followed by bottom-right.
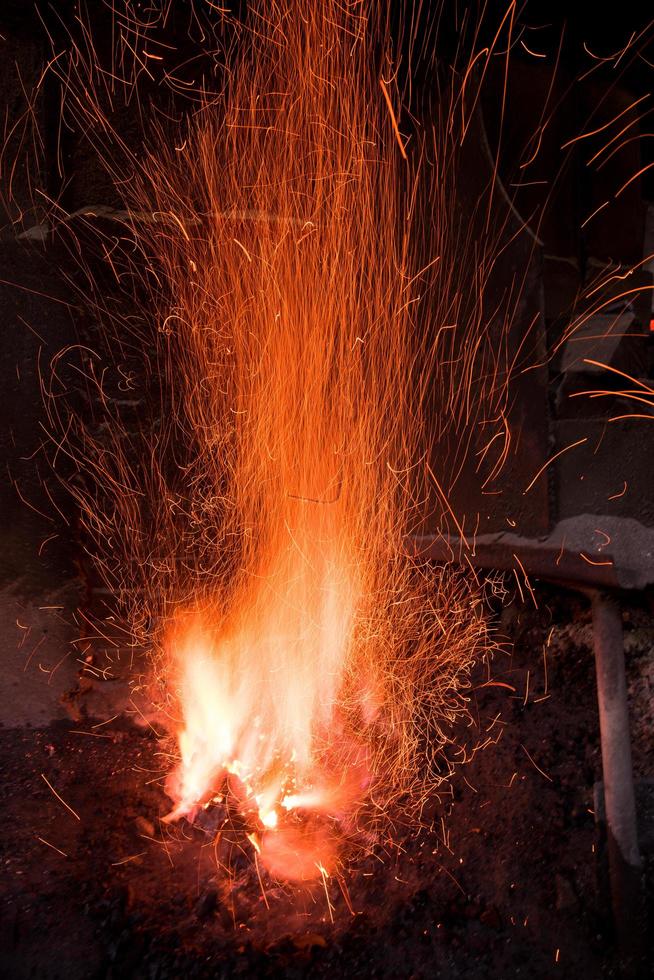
(0, 586), (652, 980)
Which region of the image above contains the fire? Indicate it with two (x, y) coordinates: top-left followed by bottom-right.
(140, 3), (426, 875)
(141, 2), (461, 875)
(163, 570), (365, 837)
(160, 507), (381, 875)
(34, 0), (497, 885)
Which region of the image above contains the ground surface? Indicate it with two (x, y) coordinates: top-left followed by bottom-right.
(0, 583), (652, 980)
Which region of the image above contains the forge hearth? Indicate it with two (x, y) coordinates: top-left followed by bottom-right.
(1, 2), (654, 979)
(1, 585), (653, 979)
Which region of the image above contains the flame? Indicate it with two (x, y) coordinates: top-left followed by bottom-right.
(162, 499), (382, 876)
(163, 550), (365, 832)
(17, 0), (653, 900)
(34, 0), (500, 883)
(149, 3), (420, 874)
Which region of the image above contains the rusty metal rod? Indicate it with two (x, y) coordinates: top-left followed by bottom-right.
(590, 593), (640, 867)
(589, 591), (644, 972)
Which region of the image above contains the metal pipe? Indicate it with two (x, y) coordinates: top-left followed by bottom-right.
(590, 590), (644, 972)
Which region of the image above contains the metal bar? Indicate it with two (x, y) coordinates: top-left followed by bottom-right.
(590, 591), (645, 973)
(410, 534), (621, 589)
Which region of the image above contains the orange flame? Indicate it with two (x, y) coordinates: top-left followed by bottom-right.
(148, 3), (434, 873)
(33, 1), (498, 883)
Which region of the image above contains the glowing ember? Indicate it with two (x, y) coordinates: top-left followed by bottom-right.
(161, 557), (377, 877)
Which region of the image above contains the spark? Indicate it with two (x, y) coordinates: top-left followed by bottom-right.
(111, 852), (146, 866)
(519, 40), (546, 59)
(70, 730), (114, 738)
(519, 744), (552, 783)
(379, 78), (408, 160)
(91, 714), (120, 728)
(36, 837), (68, 858)
(40, 773), (81, 821)
(561, 94), (649, 149)
(615, 160), (654, 197)
(523, 438), (588, 495)
(579, 553), (614, 567)
(608, 482), (628, 500)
